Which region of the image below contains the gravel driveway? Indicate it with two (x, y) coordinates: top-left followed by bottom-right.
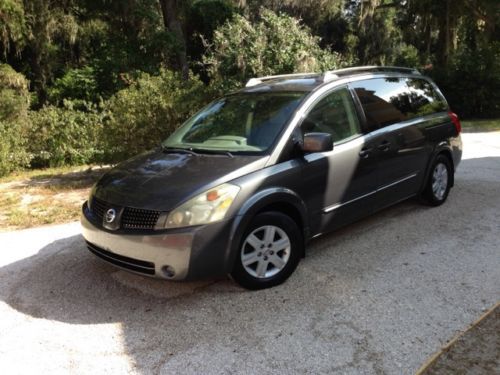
(1, 132), (499, 374)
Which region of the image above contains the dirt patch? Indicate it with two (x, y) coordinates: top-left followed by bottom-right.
(419, 303), (500, 374)
(0, 166), (110, 231)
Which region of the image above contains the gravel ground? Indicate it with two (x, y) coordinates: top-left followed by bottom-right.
(1, 132), (499, 374)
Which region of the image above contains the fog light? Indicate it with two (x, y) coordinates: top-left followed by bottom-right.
(162, 265), (176, 279)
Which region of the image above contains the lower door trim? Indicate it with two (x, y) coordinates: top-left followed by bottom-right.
(322, 172), (418, 214)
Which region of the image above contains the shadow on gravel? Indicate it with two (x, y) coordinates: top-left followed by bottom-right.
(0, 157), (499, 373)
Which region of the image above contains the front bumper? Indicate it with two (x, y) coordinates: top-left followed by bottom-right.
(81, 203), (233, 280)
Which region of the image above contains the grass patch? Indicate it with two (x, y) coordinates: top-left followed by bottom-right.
(461, 118), (500, 132)
(0, 165), (111, 231)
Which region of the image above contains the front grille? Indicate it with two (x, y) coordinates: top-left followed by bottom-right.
(89, 196), (161, 230)
(86, 241), (155, 275)
(90, 196), (107, 222)
(122, 207), (161, 230)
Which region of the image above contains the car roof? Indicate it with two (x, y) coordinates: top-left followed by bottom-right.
(238, 66), (422, 94)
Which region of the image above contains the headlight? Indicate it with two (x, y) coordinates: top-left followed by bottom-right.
(160, 183), (240, 229)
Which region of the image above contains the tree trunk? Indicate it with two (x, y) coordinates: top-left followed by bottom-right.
(436, 0), (450, 66)
(30, 53), (48, 106)
(445, 0), (450, 63)
(424, 16), (431, 61)
(158, 0), (189, 80)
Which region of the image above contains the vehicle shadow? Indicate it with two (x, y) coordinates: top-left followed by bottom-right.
(0, 156), (499, 374)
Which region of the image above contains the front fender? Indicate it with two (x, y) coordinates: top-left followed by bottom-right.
(223, 187), (309, 273)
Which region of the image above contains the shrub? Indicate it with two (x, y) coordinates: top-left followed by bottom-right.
(429, 41), (500, 119)
(0, 64), (31, 176)
(28, 102), (104, 168)
(47, 66), (99, 106)
(203, 8), (344, 91)
(391, 43), (420, 68)
(102, 69), (210, 162)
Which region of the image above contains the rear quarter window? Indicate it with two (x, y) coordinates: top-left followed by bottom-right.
(406, 78), (448, 117)
(351, 77), (449, 131)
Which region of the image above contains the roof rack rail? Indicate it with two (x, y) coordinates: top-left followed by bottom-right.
(245, 72), (317, 87)
(323, 65), (420, 82)
(245, 66), (421, 87)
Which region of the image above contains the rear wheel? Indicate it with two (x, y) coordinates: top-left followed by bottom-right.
(422, 154), (453, 206)
(230, 211), (302, 290)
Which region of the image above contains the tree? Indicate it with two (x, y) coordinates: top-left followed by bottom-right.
(158, 0), (189, 79)
(0, 0), (26, 55)
(203, 8), (344, 90)
(10, 0), (79, 105)
(0, 64), (31, 175)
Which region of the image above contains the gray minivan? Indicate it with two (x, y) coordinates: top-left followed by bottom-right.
(81, 66), (463, 289)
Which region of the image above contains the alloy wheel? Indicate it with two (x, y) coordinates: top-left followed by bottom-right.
(432, 163), (448, 200)
(240, 225), (291, 278)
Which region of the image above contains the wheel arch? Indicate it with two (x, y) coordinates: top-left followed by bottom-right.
(420, 143), (455, 193)
(224, 188), (309, 273)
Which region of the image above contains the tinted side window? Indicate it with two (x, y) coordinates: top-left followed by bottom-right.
(406, 78), (448, 117)
(351, 78), (412, 130)
(302, 88), (361, 143)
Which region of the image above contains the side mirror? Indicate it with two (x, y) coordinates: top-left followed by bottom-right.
(302, 132), (333, 153)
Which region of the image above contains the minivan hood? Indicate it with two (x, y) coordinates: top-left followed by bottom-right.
(94, 149), (267, 211)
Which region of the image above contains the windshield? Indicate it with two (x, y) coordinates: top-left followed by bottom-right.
(162, 92), (305, 154)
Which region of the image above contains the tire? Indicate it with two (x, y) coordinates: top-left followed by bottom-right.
(422, 154), (453, 206)
(230, 211), (303, 290)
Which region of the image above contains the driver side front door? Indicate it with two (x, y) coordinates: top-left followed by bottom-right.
(300, 86), (379, 234)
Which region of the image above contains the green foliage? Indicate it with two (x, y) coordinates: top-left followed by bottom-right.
(203, 8), (344, 91)
(0, 64), (29, 119)
(429, 41), (500, 118)
(47, 66), (99, 106)
(351, 3), (403, 65)
(0, 64), (31, 176)
(103, 69), (210, 161)
(76, 1), (178, 97)
(391, 44), (420, 68)
(28, 103), (104, 168)
(0, 0), (26, 54)
(1, 0), (500, 177)
(19, 0), (81, 104)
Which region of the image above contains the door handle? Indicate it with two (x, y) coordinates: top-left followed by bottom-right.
(378, 140), (391, 152)
(359, 147), (372, 158)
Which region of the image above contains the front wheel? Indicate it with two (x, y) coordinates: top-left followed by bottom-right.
(422, 154), (453, 206)
(230, 212), (303, 290)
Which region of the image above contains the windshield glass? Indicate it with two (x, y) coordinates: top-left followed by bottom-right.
(162, 92), (305, 154)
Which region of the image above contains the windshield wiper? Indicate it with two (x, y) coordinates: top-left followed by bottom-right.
(162, 145), (236, 158)
(161, 146), (199, 156)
